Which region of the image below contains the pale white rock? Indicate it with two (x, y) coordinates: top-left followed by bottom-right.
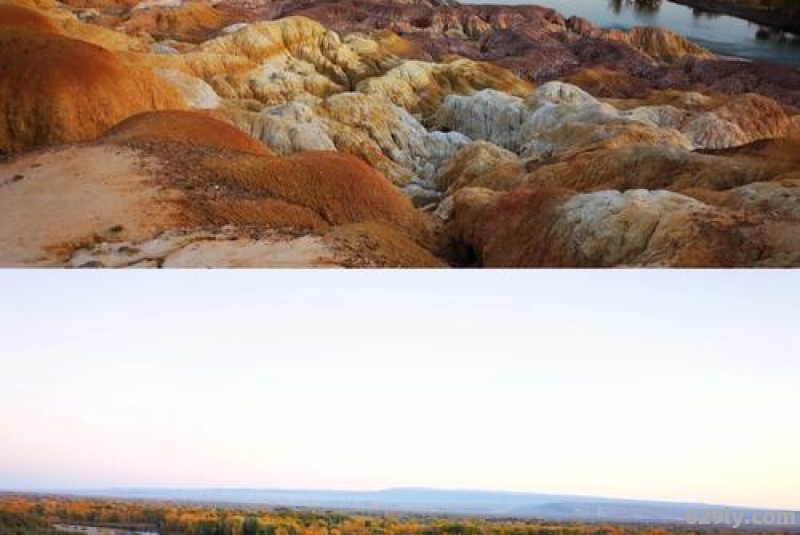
(75, 8), (100, 21)
(220, 22), (249, 35)
(435, 89), (529, 151)
(528, 81), (600, 108)
(260, 102), (337, 153)
(622, 105), (687, 130)
(67, 229), (339, 268)
(401, 183), (443, 207)
(163, 235), (336, 268)
(521, 99), (619, 136)
(222, 92), (468, 188)
(322, 92), (469, 184)
(223, 102), (336, 154)
(434, 195), (455, 221)
(151, 42), (180, 55)
(157, 69), (221, 109)
(435, 83), (660, 156)
(556, 189), (715, 266)
(435, 82), (731, 159)
(131, 0), (181, 11)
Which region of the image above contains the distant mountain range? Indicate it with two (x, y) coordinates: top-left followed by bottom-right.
(41, 488), (799, 525)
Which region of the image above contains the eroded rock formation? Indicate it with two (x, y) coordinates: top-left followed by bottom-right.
(1, 0), (799, 267)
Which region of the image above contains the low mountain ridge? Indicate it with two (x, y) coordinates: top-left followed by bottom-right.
(47, 488), (800, 523)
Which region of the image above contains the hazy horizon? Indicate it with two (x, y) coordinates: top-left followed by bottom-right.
(1, 272), (798, 510)
(3, 486), (798, 511)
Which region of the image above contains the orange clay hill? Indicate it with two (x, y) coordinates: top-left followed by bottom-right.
(0, 1), (58, 30)
(0, 3), (184, 154)
(103, 110), (275, 156)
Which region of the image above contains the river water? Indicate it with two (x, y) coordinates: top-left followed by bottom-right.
(462, 0), (800, 67)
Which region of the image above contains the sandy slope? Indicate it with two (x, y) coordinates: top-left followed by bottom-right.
(0, 145), (183, 266)
(65, 230), (340, 268)
(0, 146), (341, 267)
(0, 143), (441, 267)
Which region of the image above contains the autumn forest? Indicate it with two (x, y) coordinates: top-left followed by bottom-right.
(0, 496), (795, 535)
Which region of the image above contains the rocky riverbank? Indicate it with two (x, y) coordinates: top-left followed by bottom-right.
(669, 0), (800, 34)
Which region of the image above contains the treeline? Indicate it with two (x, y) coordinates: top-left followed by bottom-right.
(0, 498), (649, 535)
(763, 0), (799, 11)
(0, 511), (67, 535)
(0, 495), (789, 535)
(723, 0), (800, 16)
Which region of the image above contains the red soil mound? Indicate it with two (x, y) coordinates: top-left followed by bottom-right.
(444, 187), (570, 267)
(103, 110), (274, 156)
(111, 133), (431, 241)
(0, 13), (185, 153)
(192, 151), (430, 238)
(0, 2), (58, 32)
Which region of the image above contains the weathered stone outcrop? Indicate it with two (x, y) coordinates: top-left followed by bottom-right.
(435, 82), (790, 158)
(602, 26), (714, 63)
(221, 92), (469, 194)
(357, 57), (533, 116)
(435, 90), (530, 152)
(443, 186), (799, 267)
(436, 141), (525, 193)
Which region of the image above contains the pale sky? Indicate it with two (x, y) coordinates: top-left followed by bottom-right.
(0, 271), (798, 510)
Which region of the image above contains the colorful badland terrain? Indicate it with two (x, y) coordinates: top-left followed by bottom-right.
(2, 0), (800, 267)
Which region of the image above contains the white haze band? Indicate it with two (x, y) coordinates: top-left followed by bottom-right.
(686, 508), (797, 529)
